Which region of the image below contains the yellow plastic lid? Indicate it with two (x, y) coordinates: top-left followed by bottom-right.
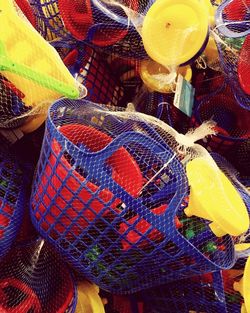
(142, 0), (209, 66)
(75, 281), (105, 313)
(234, 256), (250, 313)
(140, 59), (192, 93)
(185, 157), (249, 237)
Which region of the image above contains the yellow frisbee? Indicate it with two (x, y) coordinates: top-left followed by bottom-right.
(185, 157), (249, 237)
(142, 0), (209, 66)
(140, 59), (192, 93)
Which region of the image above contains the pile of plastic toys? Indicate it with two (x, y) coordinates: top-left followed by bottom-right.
(0, 0), (250, 312)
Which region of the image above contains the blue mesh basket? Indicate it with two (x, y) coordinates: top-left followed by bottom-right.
(142, 250), (250, 313)
(67, 44), (125, 106)
(215, 0), (250, 110)
(0, 238), (77, 313)
(30, 99), (235, 294)
(0, 150), (27, 259)
(29, 0), (147, 52)
(192, 81), (250, 155)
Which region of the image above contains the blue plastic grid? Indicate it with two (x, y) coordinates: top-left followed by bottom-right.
(31, 99), (235, 294)
(192, 81), (250, 155)
(0, 151), (26, 259)
(68, 44), (125, 106)
(0, 239), (76, 313)
(29, 0), (144, 50)
(29, 0), (73, 42)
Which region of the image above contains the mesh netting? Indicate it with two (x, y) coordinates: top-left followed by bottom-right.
(133, 89), (191, 134)
(0, 238), (77, 313)
(141, 248), (250, 313)
(0, 0), (82, 134)
(68, 44), (126, 106)
(15, 0), (37, 27)
(30, 99), (242, 294)
(192, 80), (250, 155)
(215, 0), (250, 110)
(192, 68), (224, 99)
(0, 149), (27, 259)
(141, 270), (244, 313)
(229, 139), (250, 177)
(29, 0), (147, 55)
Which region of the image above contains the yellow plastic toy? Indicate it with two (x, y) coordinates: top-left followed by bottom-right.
(0, 0), (80, 109)
(185, 157), (249, 237)
(75, 281), (106, 313)
(142, 0), (209, 66)
(139, 59), (192, 93)
(235, 244), (250, 252)
(233, 256), (250, 313)
(204, 36), (219, 64)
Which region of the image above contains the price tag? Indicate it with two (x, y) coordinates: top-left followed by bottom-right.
(174, 74), (195, 117)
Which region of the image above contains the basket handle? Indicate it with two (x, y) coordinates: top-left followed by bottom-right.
(67, 130), (169, 168)
(215, 0), (250, 38)
(66, 131), (187, 230)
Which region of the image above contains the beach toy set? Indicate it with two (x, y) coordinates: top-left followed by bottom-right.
(29, 99), (250, 296)
(0, 0), (250, 312)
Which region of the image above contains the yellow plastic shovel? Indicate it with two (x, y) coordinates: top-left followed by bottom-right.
(0, 0), (80, 108)
(185, 157), (249, 237)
